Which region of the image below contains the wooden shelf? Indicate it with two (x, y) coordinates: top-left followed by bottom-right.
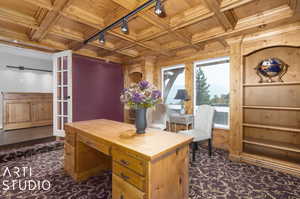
(243, 106), (300, 111)
(243, 81), (300, 87)
(244, 137), (300, 153)
(241, 152), (300, 176)
(243, 123), (300, 133)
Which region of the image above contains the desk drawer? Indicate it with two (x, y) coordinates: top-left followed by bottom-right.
(113, 162), (145, 192)
(112, 149), (146, 176)
(112, 174), (145, 199)
(78, 135), (111, 156)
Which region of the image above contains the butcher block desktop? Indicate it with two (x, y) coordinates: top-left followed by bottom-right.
(64, 119), (193, 199)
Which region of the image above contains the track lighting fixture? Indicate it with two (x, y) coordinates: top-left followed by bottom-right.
(121, 19), (129, 33)
(99, 33), (105, 43)
(154, 0), (164, 16)
(84, 0), (166, 46)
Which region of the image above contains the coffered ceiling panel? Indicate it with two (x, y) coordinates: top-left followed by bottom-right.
(0, 0), (298, 63)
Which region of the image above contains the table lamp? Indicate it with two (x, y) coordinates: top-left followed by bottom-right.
(174, 89), (190, 114)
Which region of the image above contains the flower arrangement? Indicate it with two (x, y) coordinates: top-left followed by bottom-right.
(120, 80), (162, 109)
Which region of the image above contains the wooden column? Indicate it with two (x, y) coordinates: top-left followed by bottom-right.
(227, 36), (243, 161)
(185, 62), (194, 114)
(144, 56), (156, 84)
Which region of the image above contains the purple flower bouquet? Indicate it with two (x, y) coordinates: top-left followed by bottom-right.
(120, 80), (162, 109)
(121, 80), (162, 134)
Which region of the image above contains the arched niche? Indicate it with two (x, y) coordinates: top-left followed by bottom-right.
(243, 45), (300, 84)
(129, 72), (143, 84)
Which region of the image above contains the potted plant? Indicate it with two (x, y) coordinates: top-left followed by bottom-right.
(121, 80), (161, 134)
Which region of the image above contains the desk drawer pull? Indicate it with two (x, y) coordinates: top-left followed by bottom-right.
(120, 159), (129, 166)
(120, 173), (130, 181)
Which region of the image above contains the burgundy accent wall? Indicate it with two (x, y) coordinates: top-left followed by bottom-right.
(72, 55), (124, 122)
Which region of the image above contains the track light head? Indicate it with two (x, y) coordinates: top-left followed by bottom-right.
(99, 33), (105, 43)
(121, 19), (129, 34)
(154, 0), (164, 16)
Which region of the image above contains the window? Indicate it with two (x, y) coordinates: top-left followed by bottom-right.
(194, 57), (230, 129)
(161, 65), (185, 110)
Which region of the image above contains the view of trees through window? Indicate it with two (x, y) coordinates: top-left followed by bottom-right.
(195, 58), (230, 128)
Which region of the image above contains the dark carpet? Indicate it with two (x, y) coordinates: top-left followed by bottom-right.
(0, 141), (300, 199)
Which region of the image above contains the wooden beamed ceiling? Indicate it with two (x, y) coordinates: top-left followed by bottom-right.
(0, 0), (299, 63)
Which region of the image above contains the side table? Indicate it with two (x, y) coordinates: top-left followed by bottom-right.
(168, 114), (194, 132)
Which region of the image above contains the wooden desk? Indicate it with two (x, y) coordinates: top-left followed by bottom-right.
(64, 119), (193, 199)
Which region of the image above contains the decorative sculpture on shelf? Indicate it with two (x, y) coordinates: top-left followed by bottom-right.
(254, 58), (289, 83)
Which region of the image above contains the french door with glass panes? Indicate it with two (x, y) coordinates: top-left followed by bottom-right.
(53, 50), (72, 137)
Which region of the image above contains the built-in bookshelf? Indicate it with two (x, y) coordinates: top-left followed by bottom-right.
(241, 46), (300, 176)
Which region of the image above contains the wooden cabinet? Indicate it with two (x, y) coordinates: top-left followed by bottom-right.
(2, 92), (53, 130)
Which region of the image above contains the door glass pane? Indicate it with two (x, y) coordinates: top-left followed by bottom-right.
(57, 117), (62, 130)
(57, 72), (61, 85)
(63, 117), (68, 124)
(57, 102), (61, 115)
(57, 87), (61, 100)
(63, 87), (68, 100)
(63, 102), (68, 116)
(63, 71), (68, 85)
(57, 57), (61, 71)
(63, 56), (68, 70)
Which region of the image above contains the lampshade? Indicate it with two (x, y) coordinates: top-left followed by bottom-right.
(174, 89), (189, 101)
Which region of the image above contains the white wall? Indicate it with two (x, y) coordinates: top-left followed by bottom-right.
(0, 44), (53, 129)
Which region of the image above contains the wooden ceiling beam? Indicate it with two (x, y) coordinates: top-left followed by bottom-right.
(288, 0), (298, 12)
(0, 7), (39, 29)
(30, 0), (71, 41)
(220, 0), (256, 12)
(97, 50), (113, 58)
(74, 48), (123, 63)
(234, 5), (294, 30)
(0, 27), (63, 51)
(49, 25), (139, 57)
(202, 0), (236, 31)
(21, 0), (53, 10)
(216, 38), (229, 48)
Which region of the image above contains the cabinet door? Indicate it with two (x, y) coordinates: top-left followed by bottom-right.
(53, 50), (73, 137)
(5, 102), (31, 124)
(112, 174), (145, 199)
(31, 101), (52, 122)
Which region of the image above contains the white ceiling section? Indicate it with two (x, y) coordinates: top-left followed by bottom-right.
(0, 43), (52, 61)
